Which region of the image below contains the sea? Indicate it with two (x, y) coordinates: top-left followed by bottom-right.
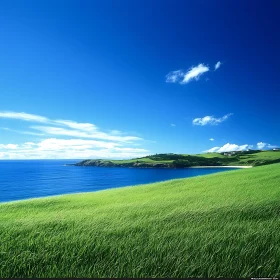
(0, 160), (239, 203)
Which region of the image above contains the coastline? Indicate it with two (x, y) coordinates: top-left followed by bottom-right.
(189, 166), (253, 169)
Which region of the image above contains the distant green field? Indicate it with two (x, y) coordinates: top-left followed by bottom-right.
(1, 163), (280, 278)
(193, 152), (226, 158)
(111, 158), (172, 164)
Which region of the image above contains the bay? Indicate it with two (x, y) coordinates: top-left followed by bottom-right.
(0, 160), (239, 203)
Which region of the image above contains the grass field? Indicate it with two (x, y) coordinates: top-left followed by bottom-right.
(0, 163), (280, 277)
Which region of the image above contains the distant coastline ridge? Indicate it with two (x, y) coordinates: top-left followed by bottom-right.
(71, 150), (280, 168)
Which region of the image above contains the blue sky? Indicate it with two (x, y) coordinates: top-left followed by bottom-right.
(0, 0), (279, 159)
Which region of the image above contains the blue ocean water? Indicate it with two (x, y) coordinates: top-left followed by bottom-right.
(0, 160), (239, 203)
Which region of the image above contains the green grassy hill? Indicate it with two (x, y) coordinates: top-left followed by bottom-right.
(1, 163), (280, 278)
(75, 150), (280, 168)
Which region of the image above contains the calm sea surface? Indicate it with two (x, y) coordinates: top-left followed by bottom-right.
(0, 160), (239, 203)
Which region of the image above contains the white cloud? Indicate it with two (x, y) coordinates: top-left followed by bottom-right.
(205, 142), (279, 154)
(257, 142), (266, 149)
(0, 144), (18, 149)
(166, 63), (209, 84)
(193, 113), (233, 126)
(204, 143), (253, 153)
(206, 146), (220, 153)
(0, 111), (149, 159)
(218, 143), (252, 153)
(209, 138), (214, 141)
(214, 61), (222, 70)
(181, 64), (209, 84)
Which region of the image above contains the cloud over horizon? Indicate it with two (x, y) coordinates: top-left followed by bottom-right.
(204, 143), (253, 153)
(0, 111), (149, 159)
(204, 141), (278, 154)
(0, 138), (149, 159)
(257, 142), (277, 150)
(193, 113), (233, 126)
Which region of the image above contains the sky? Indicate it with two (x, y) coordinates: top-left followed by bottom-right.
(0, 0), (279, 159)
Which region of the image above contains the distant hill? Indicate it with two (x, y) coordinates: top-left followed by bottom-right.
(73, 150), (280, 168)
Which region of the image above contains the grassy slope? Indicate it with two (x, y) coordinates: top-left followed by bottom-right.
(147, 151), (280, 165)
(212, 151), (280, 166)
(1, 163), (280, 278)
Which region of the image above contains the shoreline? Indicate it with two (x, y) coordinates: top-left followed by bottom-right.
(189, 166), (253, 169)
(69, 164), (253, 169)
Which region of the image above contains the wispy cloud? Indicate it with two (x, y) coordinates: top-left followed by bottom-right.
(171, 124), (176, 127)
(0, 127), (44, 136)
(165, 70), (184, 83)
(31, 126), (141, 142)
(209, 138), (214, 141)
(0, 111), (142, 142)
(166, 63), (209, 84)
(214, 61), (222, 70)
(0, 111), (49, 123)
(0, 111), (149, 159)
(193, 113), (233, 126)
(54, 120), (98, 132)
(204, 143), (253, 153)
